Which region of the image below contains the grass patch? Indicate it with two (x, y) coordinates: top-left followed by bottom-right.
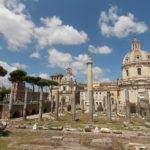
(0, 139), (10, 150)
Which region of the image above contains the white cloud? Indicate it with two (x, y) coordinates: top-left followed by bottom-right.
(11, 62), (28, 70)
(40, 16), (62, 27)
(47, 48), (110, 82)
(0, 1), (88, 51)
(34, 16), (88, 48)
(39, 73), (49, 79)
(88, 45), (112, 54)
(30, 51), (40, 59)
(93, 67), (110, 81)
(0, 0), (34, 50)
(0, 60), (16, 73)
(0, 60), (28, 87)
(99, 6), (148, 38)
(48, 48), (73, 68)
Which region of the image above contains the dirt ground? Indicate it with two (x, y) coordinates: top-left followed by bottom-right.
(0, 129), (150, 150)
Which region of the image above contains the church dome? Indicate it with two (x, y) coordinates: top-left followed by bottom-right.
(122, 39), (150, 80)
(123, 39), (150, 65)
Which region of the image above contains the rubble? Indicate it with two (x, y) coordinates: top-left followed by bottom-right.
(100, 128), (111, 133)
(90, 138), (112, 148)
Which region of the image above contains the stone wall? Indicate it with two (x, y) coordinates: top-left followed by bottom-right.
(1, 101), (51, 119)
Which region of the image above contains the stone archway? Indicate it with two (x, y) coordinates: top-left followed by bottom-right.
(31, 109), (36, 115)
(60, 97), (66, 113)
(13, 111), (21, 118)
(67, 105), (71, 111)
(43, 108), (47, 113)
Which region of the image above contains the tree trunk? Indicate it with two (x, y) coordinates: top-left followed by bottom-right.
(71, 90), (76, 127)
(8, 84), (13, 119)
(38, 87), (43, 121)
(55, 90), (59, 120)
(23, 88), (28, 120)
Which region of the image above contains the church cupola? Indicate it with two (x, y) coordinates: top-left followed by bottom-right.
(131, 39), (141, 51)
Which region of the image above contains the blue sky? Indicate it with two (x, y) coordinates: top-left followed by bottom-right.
(0, 0), (150, 84)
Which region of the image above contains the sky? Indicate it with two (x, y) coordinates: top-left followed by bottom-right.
(0, 0), (150, 86)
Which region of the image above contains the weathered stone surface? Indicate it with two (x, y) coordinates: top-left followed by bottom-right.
(144, 122), (150, 128)
(100, 128), (111, 133)
(51, 136), (63, 141)
(63, 128), (79, 132)
(112, 130), (122, 134)
(84, 125), (92, 132)
(123, 121), (129, 127)
(125, 143), (150, 150)
(50, 126), (63, 131)
(93, 126), (99, 133)
(90, 138), (112, 148)
(32, 123), (38, 130)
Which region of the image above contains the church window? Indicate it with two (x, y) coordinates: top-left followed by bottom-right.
(137, 68), (141, 75)
(126, 70), (129, 76)
(63, 86), (66, 91)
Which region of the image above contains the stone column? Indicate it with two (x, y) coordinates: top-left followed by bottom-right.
(145, 90), (150, 121)
(55, 90), (59, 120)
(71, 90), (76, 127)
(125, 88), (130, 123)
(107, 91), (112, 122)
(23, 88), (28, 120)
(87, 54), (94, 122)
(8, 86), (13, 119)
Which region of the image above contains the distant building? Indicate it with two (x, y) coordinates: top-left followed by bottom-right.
(80, 82), (118, 113)
(51, 68), (80, 112)
(118, 39), (150, 116)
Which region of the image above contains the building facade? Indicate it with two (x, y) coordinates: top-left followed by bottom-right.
(80, 82), (118, 113)
(118, 39), (150, 116)
(80, 39), (150, 117)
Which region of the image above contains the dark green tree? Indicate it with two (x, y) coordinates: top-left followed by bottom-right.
(0, 87), (11, 102)
(0, 66), (7, 77)
(8, 69), (27, 119)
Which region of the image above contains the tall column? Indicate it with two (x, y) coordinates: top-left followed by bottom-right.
(107, 91), (112, 122)
(23, 88), (28, 120)
(87, 54), (94, 122)
(55, 89), (59, 120)
(125, 87), (130, 123)
(71, 90), (76, 127)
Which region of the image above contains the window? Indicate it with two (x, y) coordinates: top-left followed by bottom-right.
(112, 100), (114, 104)
(125, 57), (129, 62)
(63, 86), (66, 91)
(126, 70), (129, 76)
(137, 68), (141, 75)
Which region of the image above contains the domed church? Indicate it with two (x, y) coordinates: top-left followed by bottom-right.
(118, 39), (150, 116)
